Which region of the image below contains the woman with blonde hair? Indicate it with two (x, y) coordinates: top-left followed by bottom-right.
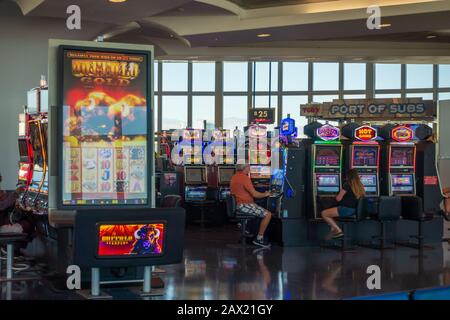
(321, 169), (366, 240)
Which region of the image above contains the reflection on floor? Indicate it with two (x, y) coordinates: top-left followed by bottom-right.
(2, 225), (450, 300)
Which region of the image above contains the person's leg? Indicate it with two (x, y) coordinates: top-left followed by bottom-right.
(321, 207), (341, 233)
(257, 211), (272, 237)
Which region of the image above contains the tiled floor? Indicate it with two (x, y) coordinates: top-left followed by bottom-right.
(2, 225), (450, 300)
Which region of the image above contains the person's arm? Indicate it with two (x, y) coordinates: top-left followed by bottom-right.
(335, 189), (347, 202)
(243, 178), (270, 199)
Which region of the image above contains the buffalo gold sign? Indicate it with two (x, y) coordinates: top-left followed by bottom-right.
(300, 99), (436, 120)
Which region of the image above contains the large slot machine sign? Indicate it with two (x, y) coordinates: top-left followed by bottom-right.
(58, 47), (151, 208)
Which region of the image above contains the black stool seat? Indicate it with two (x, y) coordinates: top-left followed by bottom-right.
(336, 216), (359, 223)
(0, 233), (28, 243)
(226, 195), (256, 246)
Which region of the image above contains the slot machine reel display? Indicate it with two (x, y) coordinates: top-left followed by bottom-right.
(59, 48), (151, 208)
(246, 124), (271, 191)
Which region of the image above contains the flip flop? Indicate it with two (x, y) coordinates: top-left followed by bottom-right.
(332, 232), (344, 239)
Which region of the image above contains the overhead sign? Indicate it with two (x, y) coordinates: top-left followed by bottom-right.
(248, 108), (275, 124)
(317, 124), (340, 141)
(392, 125), (414, 142)
(280, 117), (297, 137)
(355, 125), (377, 141)
(300, 99), (436, 120)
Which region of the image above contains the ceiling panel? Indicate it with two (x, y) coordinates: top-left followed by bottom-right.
(228, 0), (337, 9)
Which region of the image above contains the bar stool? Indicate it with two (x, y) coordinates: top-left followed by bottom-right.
(0, 233), (28, 282)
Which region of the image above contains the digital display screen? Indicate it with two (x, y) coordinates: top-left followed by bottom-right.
(270, 169), (284, 189)
(353, 146), (378, 167)
(40, 89), (49, 112)
(316, 174), (340, 193)
(29, 170), (47, 193)
(97, 223), (164, 257)
(360, 174), (377, 186)
(315, 146), (340, 166)
(249, 150), (270, 165)
(27, 89), (38, 113)
(185, 167), (206, 184)
(390, 147), (414, 167)
(60, 48), (149, 206)
(218, 167), (235, 184)
(391, 174), (414, 193)
(18, 139), (29, 158)
(250, 165), (271, 180)
(29, 121), (44, 168)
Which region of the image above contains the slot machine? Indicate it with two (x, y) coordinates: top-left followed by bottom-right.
(245, 124), (271, 191)
(304, 123), (343, 220)
(342, 124), (380, 196)
(217, 166), (236, 201)
(380, 125), (417, 197)
(17, 112), (33, 188)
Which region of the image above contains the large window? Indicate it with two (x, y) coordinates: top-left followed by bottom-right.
(283, 62), (308, 91)
(407, 64), (433, 89)
(192, 96), (215, 129)
(162, 62), (188, 92)
(344, 63), (366, 90)
(313, 63), (339, 91)
(223, 96), (247, 131)
(375, 64), (401, 90)
(193, 62), (215, 92)
(224, 62), (248, 92)
(162, 96), (188, 130)
(155, 61), (450, 132)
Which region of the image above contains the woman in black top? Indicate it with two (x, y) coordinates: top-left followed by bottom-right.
(321, 169), (366, 240)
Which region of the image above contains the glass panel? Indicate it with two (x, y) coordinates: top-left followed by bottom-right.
(439, 65), (450, 88)
(283, 62), (308, 91)
(162, 96), (188, 130)
(192, 96), (215, 129)
(406, 64), (433, 89)
(282, 96), (308, 138)
(162, 62), (188, 92)
(312, 95), (339, 103)
(313, 63), (339, 91)
(344, 63), (366, 90)
(224, 62), (248, 92)
(375, 93), (401, 99)
(375, 64), (401, 90)
(223, 96), (248, 131)
(154, 62), (159, 92)
(193, 62), (215, 92)
(253, 62), (278, 92)
(343, 94), (366, 99)
(154, 95), (158, 132)
(406, 92), (433, 100)
(439, 92), (450, 100)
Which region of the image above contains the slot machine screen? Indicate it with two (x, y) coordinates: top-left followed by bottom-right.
(390, 147), (414, 167)
(18, 139), (29, 158)
(29, 170), (43, 192)
(29, 121), (44, 168)
(185, 167), (207, 184)
(270, 169), (284, 192)
(250, 166), (271, 180)
(316, 174), (340, 193)
(391, 174), (414, 193)
(59, 47), (150, 207)
(359, 174), (378, 194)
(97, 223), (165, 258)
(40, 89), (49, 112)
(315, 145), (340, 167)
(27, 89), (39, 113)
(353, 146), (378, 167)
(218, 167), (235, 184)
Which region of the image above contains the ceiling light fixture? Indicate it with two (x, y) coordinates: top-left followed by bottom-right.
(379, 23), (391, 28)
(426, 35), (437, 39)
(257, 33), (271, 38)
(109, 0), (127, 3)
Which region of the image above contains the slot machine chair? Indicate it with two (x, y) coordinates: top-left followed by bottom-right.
(359, 196), (402, 249)
(322, 198), (367, 251)
(226, 195), (257, 246)
(161, 195), (182, 208)
(190, 187), (220, 227)
(397, 196), (435, 249)
(0, 233), (28, 282)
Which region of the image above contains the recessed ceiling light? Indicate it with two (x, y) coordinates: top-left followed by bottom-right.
(109, 0), (127, 3)
(257, 33), (271, 38)
(427, 35), (437, 39)
(379, 23), (391, 28)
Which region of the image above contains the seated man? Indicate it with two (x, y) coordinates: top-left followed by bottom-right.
(230, 164), (271, 248)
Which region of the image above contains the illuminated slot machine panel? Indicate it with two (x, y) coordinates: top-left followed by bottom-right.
(389, 144), (416, 195)
(315, 174), (340, 194)
(184, 166), (208, 202)
(351, 144), (380, 196)
(313, 144), (342, 196)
